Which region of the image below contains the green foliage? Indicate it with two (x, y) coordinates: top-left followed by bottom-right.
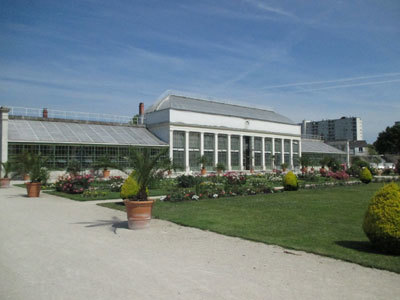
(280, 163), (288, 170)
(176, 175), (199, 188)
(15, 151), (35, 176)
(29, 155), (49, 184)
(283, 171), (299, 191)
(128, 147), (170, 201)
(1, 161), (13, 179)
(66, 160), (81, 175)
(215, 163), (226, 172)
(396, 160), (400, 175)
(300, 156), (311, 168)
(374, 124), (400, 154)
(93, 155), (118, 171)
(120, 173), (141, 199)
(198, 155), (209, 169)
(348, 157), (371, 177)
(363, 183), (400, 254)
(360, 168), (373, 184)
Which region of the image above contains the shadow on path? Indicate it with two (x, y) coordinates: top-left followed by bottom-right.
(73, 216), (128, 234)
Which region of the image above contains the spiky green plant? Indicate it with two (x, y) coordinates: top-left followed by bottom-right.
(128, 147), (170, 201)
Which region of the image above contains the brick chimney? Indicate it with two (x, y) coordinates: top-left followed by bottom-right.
(138, 102), (144, 124)
(42, 108), (48, 119)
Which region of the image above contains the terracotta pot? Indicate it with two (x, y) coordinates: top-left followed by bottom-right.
(124, 199), (154, 229)
(26, 182), (41, 197)
(201, 168), (206, 175)
(23, 174), (30, 181)
(103, 169), (110, 178)
(167, 170), (172, 176)
(0, 178), (10, 188)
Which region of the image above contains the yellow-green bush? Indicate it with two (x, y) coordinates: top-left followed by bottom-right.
(283, 171), (299, 191)
(120, 173), (140, 199)
(363, 183), (400, 254)
(360, 167), (373, 184)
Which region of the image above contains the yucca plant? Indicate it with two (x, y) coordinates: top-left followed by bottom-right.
(1, 161), (13, 179)
(128, 147), (170, 201)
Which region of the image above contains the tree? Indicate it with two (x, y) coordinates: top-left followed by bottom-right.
(129, 114), (139, 125)
(374, 124), (400, 154)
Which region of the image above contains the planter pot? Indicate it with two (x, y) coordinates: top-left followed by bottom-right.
(201, 168), (206, 175)
(26, 182), (41, 197)
(124, 199), (154, 229)
(0, 178), (10, 188)
(23, 174), (30, 181)
(103, 169), (110, 178)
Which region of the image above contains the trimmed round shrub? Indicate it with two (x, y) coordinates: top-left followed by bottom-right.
(120, 174), (140, 199)
(363, 183), (400, 254)
(283, 171), (299, 191)
(360, 167), (373, 184)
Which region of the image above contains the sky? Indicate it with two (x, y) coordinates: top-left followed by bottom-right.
(0, 0), (399, 143)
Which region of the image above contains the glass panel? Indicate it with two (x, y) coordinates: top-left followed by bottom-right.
(189, 132), (200, 149)
(265, 153), (273, 170)
(254, 137), (262, 151)
(293, 140), (299, 153)
(218, 134), (227, 150)
(189, 151), (200, 170)
(173, 131), (185, 149)
(218, 152), (227, 167)
(284, 139), (291, 153)
(275, 139), (282, 153)
(231, 136), (240, 151)
(231, 152), (239, 168)
(203, 151), (214, 167)
(284, 154), (290, 165)
(204, 133), (214, 150)
(265, 138), (272, 152)
(173, 150), (185, 170)
(254, 152), (262, 167)
(274, 154), (282, 168)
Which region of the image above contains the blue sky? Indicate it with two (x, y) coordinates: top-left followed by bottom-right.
(1, 0), (399, 142)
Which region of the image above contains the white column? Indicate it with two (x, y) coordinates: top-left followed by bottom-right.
(239, 135), (244, 171)
(271, 138), (275, 169)
(290, 139), (294, 169)
(185, 131), (189, 173)
(227, 134), (231, 171)
(281, 139), (285, 165)
(200, 132), (204, 157)
(250, 136), (255, 170)
(0, 107), (10, 177)
(214, 133), (218, 167)
(261, 137), (265, 171)
(169, 129), (173, 161)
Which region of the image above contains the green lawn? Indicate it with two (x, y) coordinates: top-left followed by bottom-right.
(13, 184), (167, 201)
(100, 182), (400, 273)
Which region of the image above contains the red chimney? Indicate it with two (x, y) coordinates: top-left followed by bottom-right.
(43, 108), (48, 118)
(139, 102), (144, 116)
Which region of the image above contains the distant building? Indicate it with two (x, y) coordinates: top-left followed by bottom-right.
(301, 117), (362, 142)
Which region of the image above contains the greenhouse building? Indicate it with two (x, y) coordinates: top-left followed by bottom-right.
(0, 92), (347, 174)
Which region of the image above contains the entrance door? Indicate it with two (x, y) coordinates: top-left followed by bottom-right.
(243, 136), (251, 170)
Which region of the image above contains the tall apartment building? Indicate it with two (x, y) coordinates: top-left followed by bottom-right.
(301, 117), (363, 141)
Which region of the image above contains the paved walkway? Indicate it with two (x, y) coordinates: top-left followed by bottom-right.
(1, 186), (399, 300)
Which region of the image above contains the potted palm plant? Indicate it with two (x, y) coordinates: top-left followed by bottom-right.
(94, 155), (118, 178)
(26, 155), (49, 197)
(121, 147), (170, 229)
(16, 151), (34, 181)
(0, 161), (13, 188)
(198, 155), (208, 175)
(215, 162), (225, 175)
(66, 160), (81, 178)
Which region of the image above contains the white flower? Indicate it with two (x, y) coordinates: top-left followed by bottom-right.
(192, 195), (199, 200)
(213, 194), (218, 198)
(159, 196), (167, 201)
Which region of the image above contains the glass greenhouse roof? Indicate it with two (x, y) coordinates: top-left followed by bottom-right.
(8, 119), (167, 146)
(301, 139), (345, 154)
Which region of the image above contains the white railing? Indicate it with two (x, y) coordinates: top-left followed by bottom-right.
(8, 106), (134, 124)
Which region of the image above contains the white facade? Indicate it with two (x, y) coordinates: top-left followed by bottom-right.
(146, 95), (301, 173)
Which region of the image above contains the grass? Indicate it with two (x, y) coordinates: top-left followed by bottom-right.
(100, 182), (400, 273)
(13, 184), (167, 201)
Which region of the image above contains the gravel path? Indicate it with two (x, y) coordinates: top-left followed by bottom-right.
(1, 186), (399, 300)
